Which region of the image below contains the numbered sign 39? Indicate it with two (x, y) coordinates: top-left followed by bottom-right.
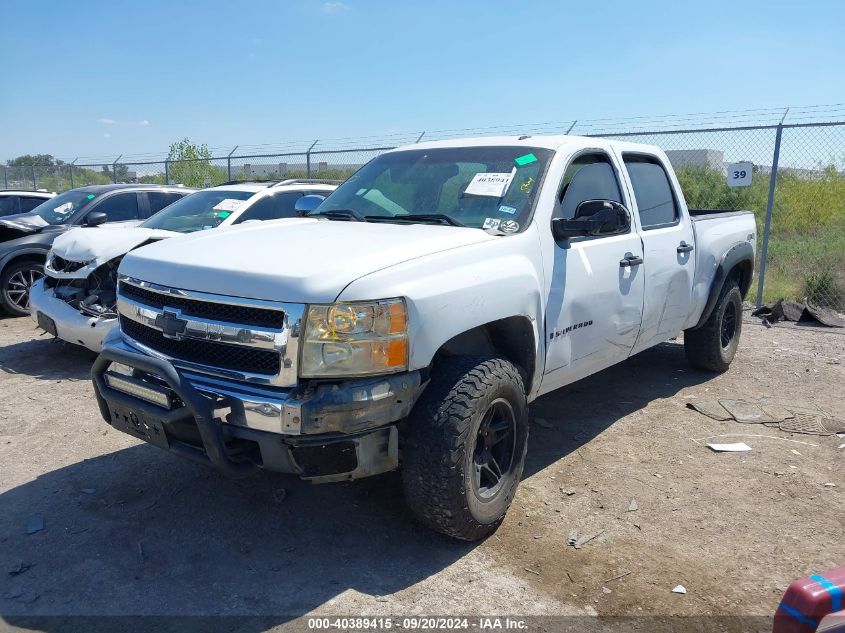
(726, 162), (753, 187)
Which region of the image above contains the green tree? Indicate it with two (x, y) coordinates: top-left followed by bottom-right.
(166, 138), (225, 187)
(7, 154), (58, 166)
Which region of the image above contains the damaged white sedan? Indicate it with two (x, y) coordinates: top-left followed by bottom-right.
(29, 179), (337, 351)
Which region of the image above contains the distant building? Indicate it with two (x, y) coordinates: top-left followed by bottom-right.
(665, 149), (725, 172)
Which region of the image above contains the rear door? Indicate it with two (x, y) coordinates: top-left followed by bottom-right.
(542, 151), (645, 390)
(618, 153), (695, 354)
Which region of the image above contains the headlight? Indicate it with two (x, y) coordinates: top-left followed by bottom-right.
(300, 298), (408, 378)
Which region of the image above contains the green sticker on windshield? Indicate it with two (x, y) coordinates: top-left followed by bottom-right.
(216, 211), (231, 218)
(514, 153), (537, 167)
(86, 194), (96, 199)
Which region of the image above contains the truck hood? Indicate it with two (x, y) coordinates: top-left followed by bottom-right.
(119, 218), (495, 303)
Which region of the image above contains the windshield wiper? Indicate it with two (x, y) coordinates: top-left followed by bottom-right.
(310, 209), (367, 222)
(364, 213), (466, 227)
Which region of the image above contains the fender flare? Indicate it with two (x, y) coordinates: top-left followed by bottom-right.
(0, 246), (50, 273)
(690, 241), (754, 330)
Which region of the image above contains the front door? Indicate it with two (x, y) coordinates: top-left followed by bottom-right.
(542, 151), (645, 392)
(618, 153), (695, 354)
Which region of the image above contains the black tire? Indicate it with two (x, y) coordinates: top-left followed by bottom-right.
(684, 279), (742, 372)
(401, 357), (528, 541)
(0, 260), (44, 317)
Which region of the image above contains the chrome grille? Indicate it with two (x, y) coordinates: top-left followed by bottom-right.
(116, 277), (303, 387)
(120, 281), (285, 328)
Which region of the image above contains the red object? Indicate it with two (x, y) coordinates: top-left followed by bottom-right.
(774, 567), (845, 633)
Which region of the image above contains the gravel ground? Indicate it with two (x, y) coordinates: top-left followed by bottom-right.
(0, 313), (843, 632)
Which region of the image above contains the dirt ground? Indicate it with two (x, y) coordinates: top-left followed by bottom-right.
(0, 312), (843, 632)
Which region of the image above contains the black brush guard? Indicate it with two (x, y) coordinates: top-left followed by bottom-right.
(92, 346), (257, 478)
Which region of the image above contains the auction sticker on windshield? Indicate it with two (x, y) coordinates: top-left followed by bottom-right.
(213, 199), (246, 212)
(464, 170), (515, 197)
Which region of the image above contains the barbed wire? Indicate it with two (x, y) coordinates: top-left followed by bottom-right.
(30, 103), (845, 165)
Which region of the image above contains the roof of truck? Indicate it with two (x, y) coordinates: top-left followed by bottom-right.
(397, 134), (663, 155)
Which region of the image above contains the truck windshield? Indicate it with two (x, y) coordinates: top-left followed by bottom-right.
(315, 146), (553, 230)
(141, 189), (255, 233)
(30, 190), (98, 225)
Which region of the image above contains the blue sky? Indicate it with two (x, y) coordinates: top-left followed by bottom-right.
(1, 0), (843, 161)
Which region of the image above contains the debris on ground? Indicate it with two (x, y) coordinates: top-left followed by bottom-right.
(80, 488), (96, 495)
(719, 399), (780, 424)
(706, 442), (752, 453)
(689, 398), (845, 436)
(533, 417), (553, 428)
(272, 488), (287, 505)
(25, 516), (44, 535)
(573, 530), (605, 549)
(604, 571), (633, 583)
(687, 399), (733, 421)
(560, 486), (576, 496)
(752, 299), (845, 328)
(8, 561), (32, 576)
(627, 499), (638, 512)
(824, 483), (836, 488)
(136, 542), (145, 564)
(779, 413), (845, 436)
(672, 585), (688, 595)
(567, 529), (578, 546)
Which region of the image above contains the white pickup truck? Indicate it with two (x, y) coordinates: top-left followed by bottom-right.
(91, 135), (756, 540)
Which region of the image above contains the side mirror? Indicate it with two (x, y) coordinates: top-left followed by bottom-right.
(294, 194), (326, 216)
(85, 212), (108, 227)
(552, 200), (630, 240)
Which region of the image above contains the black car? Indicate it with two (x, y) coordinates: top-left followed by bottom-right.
(0, 184), (194, 316)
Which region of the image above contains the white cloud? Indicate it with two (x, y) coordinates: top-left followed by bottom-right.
(103, 132), (111, 138)
(98, 117), (115, 125)
(138, 119), (150, 126)
(320, 2), (349, 14)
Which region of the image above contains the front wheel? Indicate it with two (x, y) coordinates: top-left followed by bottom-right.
(1, 261), (44, 317)
(684, 279), (742, 372)
(401, 357), (528, 541)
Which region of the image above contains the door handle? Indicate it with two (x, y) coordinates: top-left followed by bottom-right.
(619, 254), (643, 267)
(677, 241), (694, 253)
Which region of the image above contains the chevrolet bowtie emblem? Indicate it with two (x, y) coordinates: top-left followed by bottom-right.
(155, 309), (188, 340)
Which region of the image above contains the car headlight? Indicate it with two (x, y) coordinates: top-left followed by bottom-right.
(300, 298), (408, 378)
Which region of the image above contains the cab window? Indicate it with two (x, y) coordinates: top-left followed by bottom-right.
(93, 192), (141, 222)
(554, 154), (623, 220)
(623, 155), (680, 229)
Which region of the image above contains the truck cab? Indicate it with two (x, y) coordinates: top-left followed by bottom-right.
(90, 136), (756, 540)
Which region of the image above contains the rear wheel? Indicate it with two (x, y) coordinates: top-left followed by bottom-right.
(1, 261), (44, 317)
(684, 279), (742, 372)
(401, 357), (528, 541)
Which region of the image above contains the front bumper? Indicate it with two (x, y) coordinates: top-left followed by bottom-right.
(92, 339), (425, 481)
(29, 280), (116, 353)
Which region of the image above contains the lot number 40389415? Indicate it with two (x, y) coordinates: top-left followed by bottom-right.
(726, 161), (753, 187)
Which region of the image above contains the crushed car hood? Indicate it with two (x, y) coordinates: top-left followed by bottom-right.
(52, 225), (177, 265)
(46, 225), (176, 279)
(119, 218), (495, 303)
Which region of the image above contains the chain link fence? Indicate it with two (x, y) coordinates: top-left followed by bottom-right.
(3, 122), (843, 309)
(593, 122), (845, 310)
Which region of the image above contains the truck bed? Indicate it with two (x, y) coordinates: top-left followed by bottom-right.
(686, 208), (757, 329)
